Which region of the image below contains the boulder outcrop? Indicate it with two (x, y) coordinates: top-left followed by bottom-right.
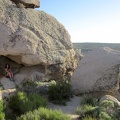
(71, 47), (120, 95)
(0, 0), (81, 81)
(10, 0), (40, 8)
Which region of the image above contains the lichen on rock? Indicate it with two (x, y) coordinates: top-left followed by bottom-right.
(0, 0), (82, 81)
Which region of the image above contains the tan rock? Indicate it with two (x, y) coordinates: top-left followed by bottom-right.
(10, 0), (40, 8)
(0, 78), (16, 90)
(14, 65), (45, 85)
(71, 47), (120, 95)
(0, 0), (82, 80)
(0, 89), (16, 103)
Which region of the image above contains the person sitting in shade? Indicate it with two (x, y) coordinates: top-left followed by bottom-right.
(3, 63), (14, 81)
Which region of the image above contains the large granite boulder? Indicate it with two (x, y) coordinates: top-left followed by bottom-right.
(0, 0), (81, 81)
(10, 0), (40, 8)
(71, 47), (120, 95)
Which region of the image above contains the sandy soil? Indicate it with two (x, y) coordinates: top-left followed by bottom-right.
(47, 96), (81, 120)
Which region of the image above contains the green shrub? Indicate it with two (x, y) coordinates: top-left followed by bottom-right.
(76, 103), (112, 120)
(76, 96), (120, 120)
(21, 81), (50, 95)
(48, 81), (73, 105)
(112, 107), (120, 120)
(100, 100), (114, 116)
(4, 108), (16, 120)
(82, 116), (97, 120)
(17, 107), (72, 120)
(81, 96), (99, 106)
(8, 91), (46, 114)
(0, 113), (5, 120)
(99, 112), (111, 120)
(92, 107), (103, 118)
(76, 104), (95, 118)
(0, 100), (5, 120)
(100, 100), (114, 110)
(21, 81), (37, 93)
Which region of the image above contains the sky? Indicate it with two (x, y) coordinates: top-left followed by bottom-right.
(37, 0), (120, 43)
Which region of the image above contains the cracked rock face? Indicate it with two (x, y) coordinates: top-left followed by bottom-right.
(0, 0), (81, 80)
(71, 47), (120, 95)
(10, 0), (40, 8)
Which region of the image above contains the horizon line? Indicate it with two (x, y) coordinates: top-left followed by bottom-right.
(72, 42), (120, 44)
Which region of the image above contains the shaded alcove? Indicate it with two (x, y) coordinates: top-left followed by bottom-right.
(0, 55), (24, 78)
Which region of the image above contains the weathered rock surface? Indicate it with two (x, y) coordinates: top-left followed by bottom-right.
(14, 65), (45, 85)
(0, 89), (16, 103)
(0, 0), (81, 80)
(10, 0), (40, 8)
(71, 47), (120, 95)
(99, 95), (120, 107)
(0, 78), (16, 89)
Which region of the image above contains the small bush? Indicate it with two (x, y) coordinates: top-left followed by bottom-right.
(8, 91), (46, 114)
(112, 107), (120, 119)
(76, 95), (120, 120)
(21, 81), (37, 93)
(48, 81), (73, 105)
(17, 107), (72, 120)
(4, 107), (16, 120)
(92, 107), (103, 118)
(0, 100), (5, 120)
(100, 100), (114, 116)
(99, 112), (111, 120)
(21, 81), (50, 95)
(100, 100), (114, 109)
(81, 96), (99, 106)
(82, 115), (97, 120)
(76, 104), (95, 118)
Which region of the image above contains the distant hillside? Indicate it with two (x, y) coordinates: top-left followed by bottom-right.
(73, 43), (120, 54)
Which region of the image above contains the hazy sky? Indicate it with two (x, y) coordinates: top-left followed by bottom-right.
(37, 0), (120, 43)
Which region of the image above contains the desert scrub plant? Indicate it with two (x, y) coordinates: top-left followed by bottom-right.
(76, 104), (96, 118)
(4, 107), (16, 120)
(100, 100), (114, 116)
(112, 107), (120, 120)
(76, 104), (112, 120)
(76, 96), (114, 120)
(21, 81), (37, 93)
(48, 81), (73, 105)
(81, 95), (99, 106)
(82, 115), (97, 120)
(17, 107), (72, 120)
(99, 112), (111, 120)
(20, 80), (50, 95)
(0, 100), (5, 120)
(8, 91), (46, 115)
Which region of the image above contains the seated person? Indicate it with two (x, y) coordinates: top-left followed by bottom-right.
(3, 63), (14, 81)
